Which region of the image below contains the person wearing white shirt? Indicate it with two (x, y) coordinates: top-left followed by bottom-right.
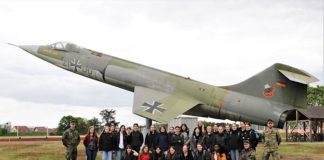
(116, 125), (128, 160)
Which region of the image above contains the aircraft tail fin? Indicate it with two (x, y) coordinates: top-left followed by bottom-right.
(224, 63), (318, 108)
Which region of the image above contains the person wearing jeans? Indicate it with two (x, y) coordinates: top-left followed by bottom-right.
(99, 125), (117, 160)
(83, 126), (99, 160)
(116, 125), (128, 160)
(229, 123), (242, 160)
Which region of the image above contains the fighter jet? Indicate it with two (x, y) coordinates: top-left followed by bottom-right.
(13, 42), (318, 128)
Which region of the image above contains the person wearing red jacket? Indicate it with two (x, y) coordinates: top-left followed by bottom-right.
(138, 145), (151, 160)
(83, 126), (99, 160)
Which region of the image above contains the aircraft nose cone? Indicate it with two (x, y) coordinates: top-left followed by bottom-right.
(19, 45), (39, 55)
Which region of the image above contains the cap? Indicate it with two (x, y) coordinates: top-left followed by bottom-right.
(243, 140), (250, 144)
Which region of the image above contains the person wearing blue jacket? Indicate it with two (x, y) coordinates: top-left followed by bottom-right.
(156, 126), (170, 153)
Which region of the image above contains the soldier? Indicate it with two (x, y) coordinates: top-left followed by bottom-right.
(62, 120), (81, 160)
(241, 140), (256, 160)
(262, 119), (281, 160)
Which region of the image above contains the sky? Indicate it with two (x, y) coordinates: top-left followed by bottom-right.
(0, 0), (323, 128)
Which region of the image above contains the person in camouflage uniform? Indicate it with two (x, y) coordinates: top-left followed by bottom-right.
(241, 140), (256, 160)
(262, 119), (281, 160)
(62, 120), (81, 160)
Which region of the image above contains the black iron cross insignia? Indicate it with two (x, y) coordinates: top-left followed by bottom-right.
(142, 101), (166, 114)
(70, 58), (82, 72)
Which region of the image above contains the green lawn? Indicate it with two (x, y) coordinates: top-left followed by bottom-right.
(0, 141), (323, 160)
(256, 143), (324, 160)
(0, 141), (102, 160)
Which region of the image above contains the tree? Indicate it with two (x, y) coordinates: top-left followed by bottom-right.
(57, 115), (90, 135)
(99, 109), (117, 125)
(307, 85), (324, 106)
(87, 117), (102, 129)
(75, 117), (90, 135)
(0, 128), (8, 136)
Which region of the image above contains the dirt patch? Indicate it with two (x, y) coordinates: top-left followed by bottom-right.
(0, 137), (61, 142)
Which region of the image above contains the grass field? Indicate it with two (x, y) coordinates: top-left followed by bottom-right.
(0, 141), (323, 160)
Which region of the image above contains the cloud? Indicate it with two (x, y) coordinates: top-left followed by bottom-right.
(0, 44), (134, 106)
(0, 97), (145, 128)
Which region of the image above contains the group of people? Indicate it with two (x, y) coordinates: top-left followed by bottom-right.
(62, 119), (281, 160)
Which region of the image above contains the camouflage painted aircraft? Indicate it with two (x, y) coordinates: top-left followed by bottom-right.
(12, 42), (318, 128)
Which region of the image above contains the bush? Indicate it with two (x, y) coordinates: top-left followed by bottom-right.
(0, 128), (8, 136)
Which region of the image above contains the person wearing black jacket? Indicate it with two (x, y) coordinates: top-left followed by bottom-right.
(156, 126), (170, 153)
(213, 124), (218, 135)
(228, 123), (242, 160)
(170, 126), (184, 154)
(197, 121), (205, 135)
(121, 145), (139, 160)
(225, 124), (231, 136)
(179, 144), (194, 160)
(238, 122), (246, 132)
(203, 126), (215, 152)
(194, 143), (210, 160)
(117, 125), (128, 160)
(145, 125), (158, 151)
(214, 126), (228, 156)
(168, 127), (175, 137)
(152, 146), (165, 160)
(165, 146), (179, 160)
(241, 122), (257, 150)
(190, 127), (203, 154)
(99, 126), (118, 160)
(129, 123), (144, 153)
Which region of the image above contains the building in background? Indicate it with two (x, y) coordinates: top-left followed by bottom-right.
(168, 116), (198, 133)
(10, 126), (31, 134)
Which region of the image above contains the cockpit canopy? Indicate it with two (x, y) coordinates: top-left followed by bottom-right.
(49, 41), (81, 52)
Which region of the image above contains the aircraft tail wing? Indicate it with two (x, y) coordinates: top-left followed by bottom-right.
(132, 86), (200, 123)
(224, 63), (318, 108)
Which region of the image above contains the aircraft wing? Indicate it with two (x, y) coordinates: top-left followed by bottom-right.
(133, 86), (200, 123)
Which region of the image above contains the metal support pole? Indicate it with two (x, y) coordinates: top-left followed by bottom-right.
(320, 121), (323, 134)
(285, 121), (288, 142)
(310, 120), (313, 142)
(303, 121), (306, 141)
(146, 118), (152, 130)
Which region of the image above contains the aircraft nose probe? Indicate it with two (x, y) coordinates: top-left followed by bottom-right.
(7, 43), (39, 55)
